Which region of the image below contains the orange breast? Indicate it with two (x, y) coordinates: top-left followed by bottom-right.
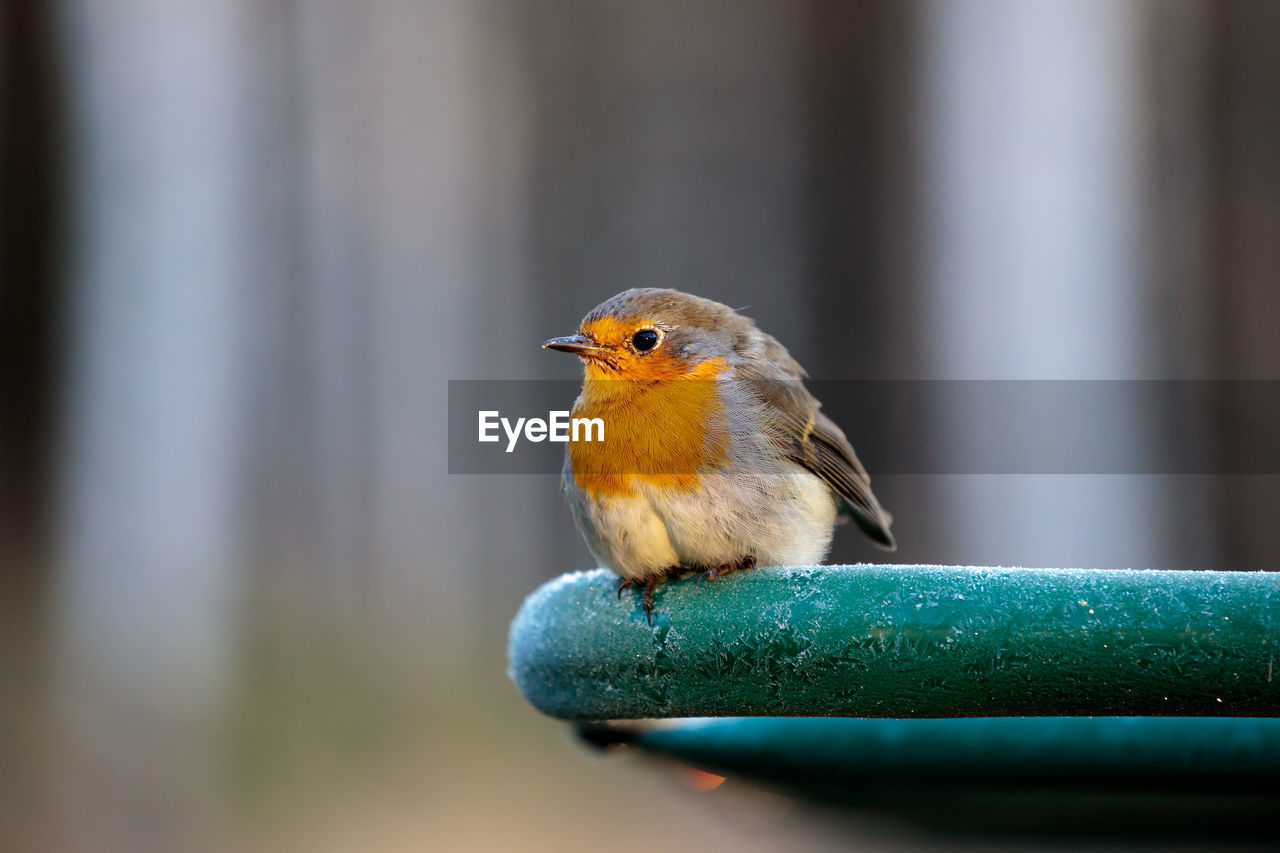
(569, 357), (730, 497)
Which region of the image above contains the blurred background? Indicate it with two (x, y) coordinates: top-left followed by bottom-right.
(2, 0), (1278, 849)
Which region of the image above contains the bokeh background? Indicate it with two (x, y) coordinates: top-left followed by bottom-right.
(3, 0), (1278, 849)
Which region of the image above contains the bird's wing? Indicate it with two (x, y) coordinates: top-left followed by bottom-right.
(749, 375), (896, 551)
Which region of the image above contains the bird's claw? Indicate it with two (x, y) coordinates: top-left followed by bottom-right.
(618, 577), (656, 625)
(699, 555), (756, 583)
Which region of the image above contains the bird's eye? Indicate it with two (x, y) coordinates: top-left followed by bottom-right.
(632, 329), (660, 352)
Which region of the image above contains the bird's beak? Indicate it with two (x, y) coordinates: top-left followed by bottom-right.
(542, 333), (610, 358)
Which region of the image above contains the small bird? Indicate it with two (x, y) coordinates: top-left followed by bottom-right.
(543, 288), (895, 622)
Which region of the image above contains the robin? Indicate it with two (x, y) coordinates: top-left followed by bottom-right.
(543, 288), (895, 623)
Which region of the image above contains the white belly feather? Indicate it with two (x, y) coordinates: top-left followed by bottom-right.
(563, 456), (838, 582)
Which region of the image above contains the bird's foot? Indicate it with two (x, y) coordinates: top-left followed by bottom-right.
(700, 554), (756, 582)
(618, 576), (659, 625)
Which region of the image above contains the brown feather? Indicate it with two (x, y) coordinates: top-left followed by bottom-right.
(740, 370), (896, 551)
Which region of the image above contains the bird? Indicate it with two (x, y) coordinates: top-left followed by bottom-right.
(543, 288), (895, 623)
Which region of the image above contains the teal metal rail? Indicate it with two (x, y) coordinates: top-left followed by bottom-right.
(579, 716), (1280, 832)
(508, 565), (1280, 720)
(581, 716), (1280, 791)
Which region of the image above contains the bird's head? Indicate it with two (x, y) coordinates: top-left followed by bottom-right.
(542, 288), (751, 381)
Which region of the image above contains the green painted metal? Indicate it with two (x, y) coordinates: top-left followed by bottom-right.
(583, 717), (1280, 832)
(508, 565), (1280, 720)
(590, 716), (1280, 790)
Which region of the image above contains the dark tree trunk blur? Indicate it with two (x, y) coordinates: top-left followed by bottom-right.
(0, 0), (64, 569)
(804, 1), (921, 380)
(1208, 1), (1280, 570)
